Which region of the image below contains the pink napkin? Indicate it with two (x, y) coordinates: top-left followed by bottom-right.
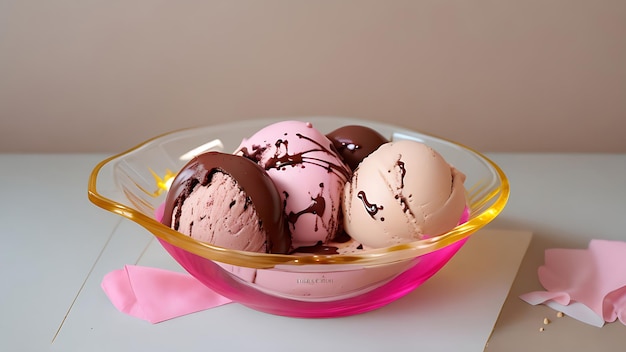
(520, 240), (626, 327)
(102, 265), (232, 323)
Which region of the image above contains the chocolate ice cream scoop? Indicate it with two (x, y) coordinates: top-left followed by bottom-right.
(326, 125), (389, 171)
(162, 151), (291, 254)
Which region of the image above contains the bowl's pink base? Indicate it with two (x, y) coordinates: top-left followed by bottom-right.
(159, 238), (467, 318)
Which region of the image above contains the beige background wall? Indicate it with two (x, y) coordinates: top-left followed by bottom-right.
(1, 1), (624, 153)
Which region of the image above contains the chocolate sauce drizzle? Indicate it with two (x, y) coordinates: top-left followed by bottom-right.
(397, 160), (406, 188)
(357, 191), (383, 219)
(238, 131), (350, 239)
(287, 194), (326, 231)
(240, 133), (351, 182)
(355, 158), (411, 222)
(393, 158), (414, 216)
(285, 182), (327, 235)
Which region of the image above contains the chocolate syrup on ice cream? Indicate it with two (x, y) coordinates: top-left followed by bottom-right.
(238, 129), (351, 246)
(240, 133), (351, 182)
(161, 152), (291, 254)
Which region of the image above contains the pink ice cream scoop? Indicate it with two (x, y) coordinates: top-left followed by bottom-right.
(161, 151), (291, 254)
(236, 121), (351, 248)
(342, 140), (467, 248)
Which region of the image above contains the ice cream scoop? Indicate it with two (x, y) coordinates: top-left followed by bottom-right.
(236, 121), (351, 247)
(161, 151), (291, 254)
(342, 140), (467, 248)
(326, 125), (389, 171)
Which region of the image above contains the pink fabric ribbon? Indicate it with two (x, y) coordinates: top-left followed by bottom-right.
(520, 239), (626, 327)
(102, 265), (232, 323)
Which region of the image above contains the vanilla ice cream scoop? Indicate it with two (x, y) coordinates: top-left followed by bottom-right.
(342, 140), (467, 248)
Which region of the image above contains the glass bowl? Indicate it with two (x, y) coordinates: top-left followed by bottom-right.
(88, 116), (509, 318)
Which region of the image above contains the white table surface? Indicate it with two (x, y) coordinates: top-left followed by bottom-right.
(1, 153), (624, 351)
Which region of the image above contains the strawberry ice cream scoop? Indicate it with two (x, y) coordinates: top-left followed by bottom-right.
(342, 140), (467, 248)
(236, 121), (351, 248)
(161, 152), (291, 254)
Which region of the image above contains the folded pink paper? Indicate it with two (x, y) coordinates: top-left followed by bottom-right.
(520, 239), (626, 327)
(102, 265), (232, 323)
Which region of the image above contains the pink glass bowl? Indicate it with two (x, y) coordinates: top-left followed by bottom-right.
(88, 117), (509, 318)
